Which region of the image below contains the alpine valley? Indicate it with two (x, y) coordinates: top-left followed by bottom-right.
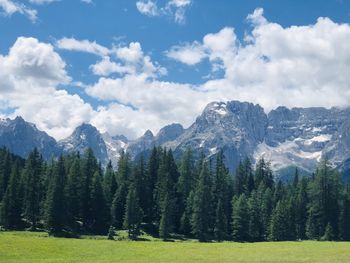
(1, 100), (350, 180)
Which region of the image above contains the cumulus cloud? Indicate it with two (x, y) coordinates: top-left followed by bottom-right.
(56, 38), (109, 57)
(0, 0), (37, 22)
(3, 8), (350, 141)
(136, 0), (158, 17)
(136, 0), (192, 24)
(0, 37), (93, 139)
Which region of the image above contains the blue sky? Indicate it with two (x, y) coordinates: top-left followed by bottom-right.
(1, 0), (350, 140)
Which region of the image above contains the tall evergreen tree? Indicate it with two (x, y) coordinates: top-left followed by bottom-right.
(90, 171), (108, 234)
(0, 149), (11, 201)
(0, 161), (22, 229)
(232, 194), (249, 242)
(191, 162), (212, 242)
(80, 148), (98, 229)
(214, 199), (227, 241)
(103, 161), (117, 208)
(45, 156), (66, 235)
(123, 184), (143, 240)
(23, 148), (42, 230)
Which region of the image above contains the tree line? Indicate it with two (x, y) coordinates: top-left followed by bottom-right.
(0, 146), (349, 242)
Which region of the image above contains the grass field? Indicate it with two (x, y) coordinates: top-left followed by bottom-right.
(1, 232), (350, 263)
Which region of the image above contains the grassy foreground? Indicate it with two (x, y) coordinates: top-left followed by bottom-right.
(1, 232), (350, 263)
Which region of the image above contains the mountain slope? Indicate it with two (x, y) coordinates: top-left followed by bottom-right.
(0, 116), (61, 159)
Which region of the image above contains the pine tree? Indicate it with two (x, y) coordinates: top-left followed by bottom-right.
(269, 200), (290, 241)
(191, 162), (212, 242)
(255, 158), (273, 189)
(295, 178), (308, 240)
(159, 193), (173, 240)
(0, 161), (22, 229)
(321, 223), (335, 241)
(0, 149), (11, 201)
(65, 156), (81, 232)
(23, 148), (42, 230)
(214, 199), (227, 241)
(111, 182), (128, 229)
(232, 194), (249, 242)
(80, 148), (98, 230)
(103, 161), (117, 208)
(45, 156), (66, 236)
(90, 171), (108, 234)
(248, 191), (263, 241)
(339, 188), (350, 241)
(123, 184), (143, 240)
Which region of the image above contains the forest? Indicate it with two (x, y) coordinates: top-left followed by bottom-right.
(0, 147), (349, 242)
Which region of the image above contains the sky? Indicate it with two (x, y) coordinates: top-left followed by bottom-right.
(1, 0), (350, 140)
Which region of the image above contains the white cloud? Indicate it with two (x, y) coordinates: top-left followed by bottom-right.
(0, 0), (37, 22)
(56, 38), (109, 57)
(3, 8), (350, 141)
(81, 0), (93, 4)
(29, 0), (59, 5)
(165, 9), (350, 112)
(0, 37), (93, 139)
(166, 41), (205, 65)
(136, 0), (158, 17)
(136, 0), (192, 24)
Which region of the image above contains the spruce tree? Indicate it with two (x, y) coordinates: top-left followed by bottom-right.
(0, 161), (22, 229)
(65, 156), (81, 232)
(232, 194), (249, 242)
(159, 193), (173, 240)
(123, 184), (143, 240)
(339, 188), (350, 241)
(191, 162), (212, 242)
(90, 171), (108, 234)
(45, 156), (66, 236)
(269, 200), (290, 241)
(248, 191), (263, 241)
(111, 182), (128, 229)
(214, 199), (227, 241)
(23, 148), (42, 230)
(103, 161), (117, 208)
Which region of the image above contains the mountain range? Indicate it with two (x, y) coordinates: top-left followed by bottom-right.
(1, 101), (350, 179)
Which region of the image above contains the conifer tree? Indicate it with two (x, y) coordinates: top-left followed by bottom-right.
(23, 148), (42, 230)
(159, 193), (173, 240)
(65, 156), (81, 232)
(191, 162), (212, 242)
(103, 161), (117, 208)
(80, 148), (98, 229)
(214, 199), (227, 241)
(339, 188), (350, 241)
(123, 184), (143, 240)
(232, 194), (249, 242)
(248, 191), (263, 241)
(0, 161), (22, 229)
(0, 150), (11, 201)
(45, 156), (66, 235)
(269, 200), (290, 241)
(91, 171), (108, 234)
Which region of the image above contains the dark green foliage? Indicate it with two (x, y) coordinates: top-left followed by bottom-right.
(90, 171), (108, 234)
(0, 161), (22, 229)
(191, 162), (212, 242)
(321, 223), (335, 241)
(232, 194), (249, 242)
(0, 146), (349, 243)
(45, 156), (67, 235)
(23, 148), (43, 230)
(123, 184), (143, 240)
(214, 199), (227, 241)
(103, 161), (117, 208)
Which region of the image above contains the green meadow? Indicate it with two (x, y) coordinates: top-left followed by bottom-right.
(1, 231), (350, 263)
